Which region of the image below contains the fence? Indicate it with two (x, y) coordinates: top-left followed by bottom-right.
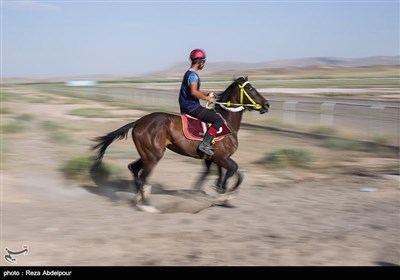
(262, 99), (399, 142)
(39, 85), (400, 145)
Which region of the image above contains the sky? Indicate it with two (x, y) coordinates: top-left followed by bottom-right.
(1, 0), (399, 78)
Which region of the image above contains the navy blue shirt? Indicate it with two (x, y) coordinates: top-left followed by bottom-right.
(179, 69), (201, 114)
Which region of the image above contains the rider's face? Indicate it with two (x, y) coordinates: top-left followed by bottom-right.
(198, 59), (206, 70)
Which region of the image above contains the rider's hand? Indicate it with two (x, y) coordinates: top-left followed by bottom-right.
(207, 92), (216, 103)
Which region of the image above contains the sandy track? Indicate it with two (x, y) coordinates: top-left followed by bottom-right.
(1, 89), (399, 266)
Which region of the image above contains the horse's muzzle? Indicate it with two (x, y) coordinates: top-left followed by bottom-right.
(259, 103), (270, 114)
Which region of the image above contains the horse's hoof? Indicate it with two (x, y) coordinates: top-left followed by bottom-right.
(143, 184), (152, 199)
(212, 193), (235, 208)
(213, 185), (225, 194)
(132, 194), (142, 205)
(216, 193), (235, 202)
(220, 200), (235, 208)
(136, 204), (160, 213)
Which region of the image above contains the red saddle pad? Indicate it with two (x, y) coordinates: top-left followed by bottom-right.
(181, 114), (232, 141)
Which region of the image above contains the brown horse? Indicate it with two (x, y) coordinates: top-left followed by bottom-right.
(91, 76), (269, 208)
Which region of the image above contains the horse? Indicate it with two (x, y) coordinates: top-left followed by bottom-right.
(91, 76), (269, 210)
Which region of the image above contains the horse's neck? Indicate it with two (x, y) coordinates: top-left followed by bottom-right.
(219, 110), (243, 133)
(218, 85), (244, 133)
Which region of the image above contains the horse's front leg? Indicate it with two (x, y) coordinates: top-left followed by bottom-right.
(230, 170), (243, 192)
(216, 158), (243, 193)
(215, 165), (224, 190)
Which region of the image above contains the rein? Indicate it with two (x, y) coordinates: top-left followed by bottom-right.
(207, 81), (262, 112)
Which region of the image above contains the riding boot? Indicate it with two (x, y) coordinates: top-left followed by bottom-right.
(198, 132), (215, 156)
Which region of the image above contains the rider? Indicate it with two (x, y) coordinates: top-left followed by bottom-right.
(179, 48), (224, 156)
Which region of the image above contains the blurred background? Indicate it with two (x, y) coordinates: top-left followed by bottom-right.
(1, 0), (399, 266)
(3, 0), (399, 145)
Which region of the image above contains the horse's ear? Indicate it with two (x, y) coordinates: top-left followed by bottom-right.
(245, 76), (248, 81)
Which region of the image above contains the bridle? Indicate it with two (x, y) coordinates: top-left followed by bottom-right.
(207, 80), (263, 112)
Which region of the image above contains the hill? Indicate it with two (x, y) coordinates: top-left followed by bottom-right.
(147, 56), (399, 79)
(3, 56), (398, 83)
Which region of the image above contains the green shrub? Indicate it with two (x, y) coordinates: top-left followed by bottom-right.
(371, 135), (390, 145)
(1, 114), (33, 134)
(39, 120), (73, 143)
(67, 108), (114, 118)
(1, 121), (27, 133)
(310, 125), (337, 135)
(256, 148), (312, 168)
(15, 113), (34, 121)
(322, 138), (367, 151)
(49, 130), (72, 144)
(60, 155), (124, 180)
(1, 108), (13, 115)
(40, 120), (63, 130)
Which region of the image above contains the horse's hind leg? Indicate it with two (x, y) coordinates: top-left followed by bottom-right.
(128, 159), (149, 200)
(128, 159), (142, 180)
(128, 159), (154, 204)
(215, 165), (224, 190)
(128, 160), (160, 214)
(135, 161), (158, 206)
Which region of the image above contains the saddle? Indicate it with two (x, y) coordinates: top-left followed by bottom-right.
(181, 114), (232, 141)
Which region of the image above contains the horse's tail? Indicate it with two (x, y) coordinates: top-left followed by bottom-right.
(91, 121), (137, 163)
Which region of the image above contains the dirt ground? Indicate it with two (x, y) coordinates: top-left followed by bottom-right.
(1, 87), (399, 266)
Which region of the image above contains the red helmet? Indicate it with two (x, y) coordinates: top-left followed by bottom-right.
(190, 49), (206, 61)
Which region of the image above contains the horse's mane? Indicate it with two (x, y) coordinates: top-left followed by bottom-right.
(217, 76), (247, 102)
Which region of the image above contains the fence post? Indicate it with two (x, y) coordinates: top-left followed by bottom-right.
(283, 100), (298, 124)
(369, 104), (385, 138)
(320, 102), (336, 126)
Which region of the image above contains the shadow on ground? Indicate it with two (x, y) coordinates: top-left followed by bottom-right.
(79, 179), (222, 214)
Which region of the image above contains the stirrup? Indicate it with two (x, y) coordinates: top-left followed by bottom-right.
(199, 144), (214, 156)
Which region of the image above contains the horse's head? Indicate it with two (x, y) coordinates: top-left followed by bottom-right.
(218, 77), (270, 114)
